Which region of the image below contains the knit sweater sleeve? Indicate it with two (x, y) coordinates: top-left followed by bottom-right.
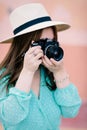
(53, 83), (82, 118)
(0, 71), (32, 125)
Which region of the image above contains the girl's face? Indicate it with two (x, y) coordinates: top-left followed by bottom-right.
(40, 27), (54, 40)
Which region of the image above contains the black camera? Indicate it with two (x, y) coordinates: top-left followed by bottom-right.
(31, 38), (64, 61)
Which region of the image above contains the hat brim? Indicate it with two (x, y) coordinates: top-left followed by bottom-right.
(0, 21), (70, 43)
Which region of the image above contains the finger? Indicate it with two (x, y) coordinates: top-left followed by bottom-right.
(37, 59), (42, 65)
(25, 51), (34, 58)
(27, 46), (41, 54)
(50, 58), (64, 65)
(34, 49), (43, 56)
(33, 59), (42, 67)
(42, 57), (49, 68)
(34, 52), (43, 60)
(44, 55), (53, 66)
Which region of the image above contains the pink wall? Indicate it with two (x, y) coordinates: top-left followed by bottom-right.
(0, 0), (87, 101)
(63, 45), (87, 100)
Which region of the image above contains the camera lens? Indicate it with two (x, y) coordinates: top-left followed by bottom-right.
(54, 47), (64, 61)
(45, 45), (64, 61)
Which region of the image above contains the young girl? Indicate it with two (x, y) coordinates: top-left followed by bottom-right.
(0, 3), (82, 130)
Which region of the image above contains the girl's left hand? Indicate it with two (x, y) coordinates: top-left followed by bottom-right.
(42, 55), (70, 88)
(42, 55), (64, 74)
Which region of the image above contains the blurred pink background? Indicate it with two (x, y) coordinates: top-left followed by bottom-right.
(0, 0), (87, 130)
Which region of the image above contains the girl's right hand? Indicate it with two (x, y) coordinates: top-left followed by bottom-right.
(22, 46), (43, 73)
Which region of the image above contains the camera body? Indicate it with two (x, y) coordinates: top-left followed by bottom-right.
(31, 38), (64, 61)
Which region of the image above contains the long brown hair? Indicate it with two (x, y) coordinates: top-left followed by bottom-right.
(0, 26), (58, 90)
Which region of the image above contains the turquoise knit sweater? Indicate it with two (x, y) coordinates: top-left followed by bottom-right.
(0, 66), (82, 130)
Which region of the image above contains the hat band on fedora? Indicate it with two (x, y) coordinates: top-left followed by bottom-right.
(13, 16), (51, 35)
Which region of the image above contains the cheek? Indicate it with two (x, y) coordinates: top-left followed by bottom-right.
(40, 34), (54, 39)
(40, 28), (54, 39)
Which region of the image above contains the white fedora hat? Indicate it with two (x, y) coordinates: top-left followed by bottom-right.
(0, 3), (70, 43)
